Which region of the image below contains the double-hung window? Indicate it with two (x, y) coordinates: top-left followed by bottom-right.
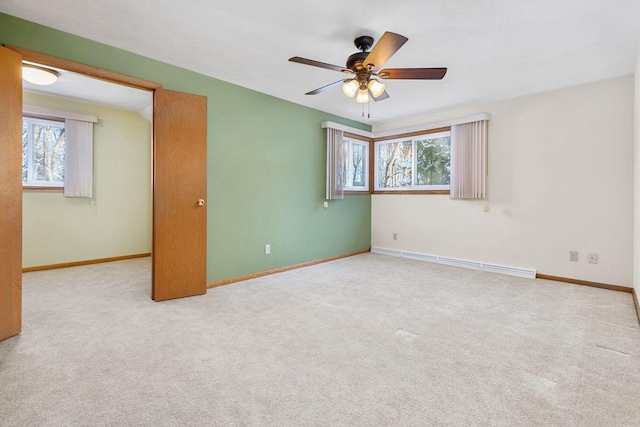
(22, 116), (66, 188)
(342, 136), (369, 192)
(375, 130), (451, 191)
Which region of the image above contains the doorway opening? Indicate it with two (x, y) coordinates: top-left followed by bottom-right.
(1, 45), (209, 342)
(21, 60), (154, 289)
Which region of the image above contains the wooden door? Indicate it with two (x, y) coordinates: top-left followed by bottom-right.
(152, 88), (208, 301)
(0, 46), (23, 341)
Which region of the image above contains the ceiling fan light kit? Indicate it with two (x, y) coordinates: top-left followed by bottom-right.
(368, 79), (386, 98)
(355, 88), (370, 104)
(289, 31), (447, 110)
(342, 79), (359, 98)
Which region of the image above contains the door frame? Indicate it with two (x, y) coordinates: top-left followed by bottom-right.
(0, 46), (22, 342)
(5, 45), (206, 301)
(7, 46), (161, 91)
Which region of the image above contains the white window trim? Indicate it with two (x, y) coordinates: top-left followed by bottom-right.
(343, 138), (369, 191)
(321, 121), (373, 138)
(23, 105), (98, 123)
(324, 114), (489, 140)
(374, 130), (451, 191)
(373, 113), (490, 138)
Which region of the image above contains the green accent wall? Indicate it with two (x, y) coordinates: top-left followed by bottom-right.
(22, 92), (152, 268)
(0, 13), (371, 282)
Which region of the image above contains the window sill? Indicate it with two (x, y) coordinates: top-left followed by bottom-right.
(373, 190), (450, 195)
(23, 186), (64, 192)
(344, 190), (370, 195)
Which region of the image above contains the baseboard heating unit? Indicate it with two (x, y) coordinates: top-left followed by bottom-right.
(370, 247), (536, 279)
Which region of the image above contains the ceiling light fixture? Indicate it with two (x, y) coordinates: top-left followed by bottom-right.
(342, 79), (359, 98)
(355, 88), (370, 104)
(341, 77), (386, 104)
(22, 64), (60, 86)
(368, 79), (386, 98)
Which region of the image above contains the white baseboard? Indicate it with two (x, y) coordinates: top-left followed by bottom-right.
(370, 247), (536, 279)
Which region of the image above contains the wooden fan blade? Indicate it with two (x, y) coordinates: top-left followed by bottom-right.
(289, 57), (351, 73)
(305, 80), (347, 95)
(370, 90), (390, 102)
(378, 68), (447, 80)
(363, 32), (408, 70)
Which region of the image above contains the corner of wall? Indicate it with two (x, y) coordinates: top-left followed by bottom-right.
(635, 48), (640, 296)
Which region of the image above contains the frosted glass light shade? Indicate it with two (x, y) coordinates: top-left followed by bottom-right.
(23, 65), (60, 86)
(368, 79), (386, 98)
(355, 88), (370, 104)
(342, 79), (359, 98)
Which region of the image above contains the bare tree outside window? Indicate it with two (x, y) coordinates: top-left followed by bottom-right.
(342, 138), (369, 190)
(352, 143), (365, 187)
(375, 131), (451, 190)
(23, 118), (65, 186)
(22, 120), (28, 182)
(377, 140), (412, 188)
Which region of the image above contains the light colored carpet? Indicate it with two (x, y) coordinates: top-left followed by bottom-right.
(1, 253), (639, 426)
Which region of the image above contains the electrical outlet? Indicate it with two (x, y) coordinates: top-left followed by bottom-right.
(393, 232), (398, 240)
(569, 251), (578, 262)
(323, 201), (328, 208)
(265, 244), (271, 255)
(484, 204), (490, 212)
(588, 253), (597, 264)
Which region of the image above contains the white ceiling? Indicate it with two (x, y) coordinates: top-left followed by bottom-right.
(23, 62), (152, 112)
(3, 0), (640, 125)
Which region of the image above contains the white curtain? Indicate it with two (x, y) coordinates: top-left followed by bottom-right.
(450, 120), (488, 199)
(326, 128), (344, 200)
(64, 119), (94, 198)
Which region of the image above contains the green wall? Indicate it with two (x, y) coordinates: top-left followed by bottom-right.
(0, 13), (372, 282)
(22, 92), (152, 268)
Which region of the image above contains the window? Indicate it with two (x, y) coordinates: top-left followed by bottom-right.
(342, 137), (369, 191)
(375, 130), (450, 191)
(22, 117), (65, 187)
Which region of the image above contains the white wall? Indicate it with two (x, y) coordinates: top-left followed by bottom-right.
(23, 92), (152, 268)
(372, 76), (634, 287)
(635, 52), (640, 295)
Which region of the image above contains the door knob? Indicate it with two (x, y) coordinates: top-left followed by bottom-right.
(197, 199), (205, 207)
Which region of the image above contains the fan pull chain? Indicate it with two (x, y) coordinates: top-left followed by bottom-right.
(368, 102), (371, 119)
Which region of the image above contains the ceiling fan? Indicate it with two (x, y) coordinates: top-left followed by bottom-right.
(289, 32), (447, 104)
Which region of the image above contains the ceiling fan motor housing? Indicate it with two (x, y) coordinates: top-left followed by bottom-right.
(346, 51), (369, 72)
(354, 35), (374, 52)
(347, 35), (375, 72)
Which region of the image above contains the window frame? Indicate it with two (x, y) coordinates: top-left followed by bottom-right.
(22, 115), (66, 191)
(343, 132), (370, 194)
(373, 126), (451, 195)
